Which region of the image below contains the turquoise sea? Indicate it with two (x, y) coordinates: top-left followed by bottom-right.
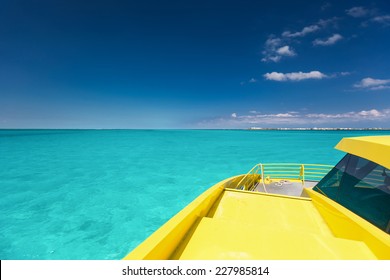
(1, 129), (389, 259)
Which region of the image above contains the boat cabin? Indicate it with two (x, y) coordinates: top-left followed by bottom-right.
(314, 137), (390, 233)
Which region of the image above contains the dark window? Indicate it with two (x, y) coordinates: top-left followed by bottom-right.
(314, 154), (390, 233)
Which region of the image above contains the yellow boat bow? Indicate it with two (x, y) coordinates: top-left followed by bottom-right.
(124, 136), (390, 260)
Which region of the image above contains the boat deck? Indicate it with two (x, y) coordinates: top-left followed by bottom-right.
(253, 179), (317, 197)
(172, 189), (377, 259)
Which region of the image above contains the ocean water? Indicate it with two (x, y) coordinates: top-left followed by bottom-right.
(1, 129), (389, 259)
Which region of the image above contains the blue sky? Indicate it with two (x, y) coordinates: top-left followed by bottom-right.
(1, 0), (390, 128)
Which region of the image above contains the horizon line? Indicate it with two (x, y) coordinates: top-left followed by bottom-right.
(1, 128), (390, 131)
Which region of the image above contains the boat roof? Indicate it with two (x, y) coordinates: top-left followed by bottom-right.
(335, 136), (390, 169)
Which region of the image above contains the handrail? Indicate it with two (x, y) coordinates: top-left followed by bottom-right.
(235, 163), (333, 191)
(263, 163), (333, 181)
(236, 163), (263, 191)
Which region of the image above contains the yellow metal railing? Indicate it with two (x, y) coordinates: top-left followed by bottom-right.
(236, 163), (333, 191)
(236, 164), (263, 191)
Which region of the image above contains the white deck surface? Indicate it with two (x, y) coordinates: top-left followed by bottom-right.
(254, 180), (318, 197)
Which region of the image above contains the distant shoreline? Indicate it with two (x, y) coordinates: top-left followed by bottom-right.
(1, 127), (390, 131)
(248, 127), (390, 131)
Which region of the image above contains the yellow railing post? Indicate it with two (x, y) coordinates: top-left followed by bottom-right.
(261, 164), (265, 181)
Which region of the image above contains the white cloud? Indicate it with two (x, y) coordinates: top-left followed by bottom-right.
(358, 109), (383, 117)
(261, 56), (281, 63)
(354, 77), (390, 90)
(372, 15), (390, 25)
(317, 17), (340, 28)
(346, 6), (370, 18)
(265, 37), (282, 48)
(329, 71), (352, 78)
(306, 109), (385, 119)
(262, 36), (296, 62)
(358, 77), (390, 87)
(229, 112), (301, 125)
(321, 2), (331, 11)
(282, 18), (339, 39)
(199, 109), (390, 128)
(274, 113), (295, 117)
(313, 34), (343, 46)
(282, 25), (320, 38)
(241, 78), (258, 85)
(276, 46), (296, 56)
(264, 72), (286, 81)
(261, 36), (282, 62)
(345, 6), (390, 26)
(370, 85), (390, 90)
(264, 71), (327, 81)
(261, 17), (340, 62)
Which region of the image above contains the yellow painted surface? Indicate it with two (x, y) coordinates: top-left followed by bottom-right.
(176, 217), (376, 259)
(306, 189), (390, 259)
(335, 136), (390, 169)
(123, 176), (240, 260)
(174, 189), (377, 259)
(207, 189), (332, 236)
(124, 185), (389, 259)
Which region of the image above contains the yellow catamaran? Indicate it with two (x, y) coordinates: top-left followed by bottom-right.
(124, 136), (390, 259)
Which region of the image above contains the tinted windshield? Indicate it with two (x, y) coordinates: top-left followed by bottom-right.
(314, 153), (390, 233)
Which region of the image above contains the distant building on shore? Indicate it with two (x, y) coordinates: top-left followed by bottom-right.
(248, 127), (387, 131)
